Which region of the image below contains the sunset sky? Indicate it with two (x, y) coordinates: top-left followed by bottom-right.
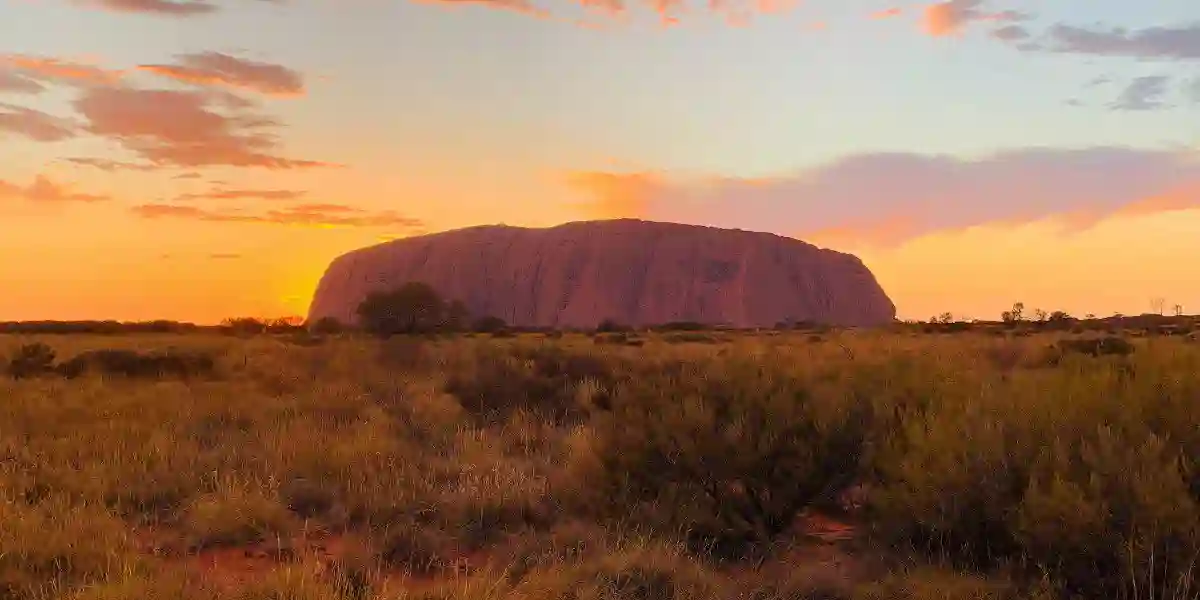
(3, 0), (1200, 323)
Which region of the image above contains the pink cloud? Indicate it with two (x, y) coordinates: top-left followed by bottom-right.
(922, 0), (1022, 37)
(0, 175), (110, 203)
(137, 53), (306, 97)
(567, 147), (1200, 247)
(0, 103), (77, 142)
(0, 70), (46, 94)
(74, 86), (334, 169)
(0, 54), (125, 87)
(871, 7), (902, 19)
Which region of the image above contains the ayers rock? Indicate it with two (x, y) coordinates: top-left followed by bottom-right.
(307, 219), (896, 328)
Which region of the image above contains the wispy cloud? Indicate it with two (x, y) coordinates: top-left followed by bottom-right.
(177, 188), (307, 201)
(870, 7), (902, 20)
(568, 147), (1200, 247)
(0, 71), (46, 94)
(74, 85), (334, 169)
(137, 53), (305, 97)
(990, 24), (1029, 42)
(73, 0), (219, 15)
(70, 0), (280, 16)
(131, 203), (425, 228)
(1043, 23), (1200, 61)
(62, 157), (160, 171)
(0, 175), (110, 203)
(0, 103), (77, 142)
(411, 0), (549, 18)
(0, 54), (125, 87)
(1110, 76), (1171, 111)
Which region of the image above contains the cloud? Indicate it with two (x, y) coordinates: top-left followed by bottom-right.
(0, 175), (110, 203)
(177, 188), (307, 201)
(0, 71), (46, 94)
(412, 0), (549, 18)
(991, 24), (1029, 41)
(870, 7), (902, 20)
(63, 157), (160, 171)
(413, 0), (810, 26)
(131, 203), (425, 228)
(72, 0), (219, 16)
(567, 147), (1200, 247)
(1111, 76), (1171, 111)
(172, 172), (203, 180)
(922, 0), (1025, 37)
(137, 53), (305, 97)
(1044, 23), (1200, 61)
(0, 54), (124, 87)
(74, 86), (334, 169)
(0, 103), (77, 142)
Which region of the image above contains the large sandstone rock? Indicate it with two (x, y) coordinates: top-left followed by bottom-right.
(307, 219), (896, 328)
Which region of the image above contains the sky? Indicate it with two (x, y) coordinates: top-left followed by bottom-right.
(2, 0), (1200, 323)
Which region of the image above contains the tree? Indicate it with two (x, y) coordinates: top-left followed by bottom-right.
(1001, 302), (1025, 323)
(356, 282), (448, 337)
(221, 317), (267, 335)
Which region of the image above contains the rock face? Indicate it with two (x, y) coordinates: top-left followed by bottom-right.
(307, 219), (896, 328)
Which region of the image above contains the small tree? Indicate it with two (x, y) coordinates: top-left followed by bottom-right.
(356, 282), (448, 337)
(1001, 302), (1025, 324)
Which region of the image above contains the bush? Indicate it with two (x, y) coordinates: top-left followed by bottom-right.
(443, 344), (622, 424)
(472, 315), (508, 334)
(591, 358), (866, 560)
(1054, 336), (1135, 358)
(5, 343), (56, 379)
(596, 319), (630, 333)
(181, 483), (295, 550)
(56, 348), (216, 380)
(308, 316), (345, 335)
(374, 522), (454, 575)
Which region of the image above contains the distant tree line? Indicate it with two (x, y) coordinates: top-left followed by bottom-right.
(0, 320), (202, 335)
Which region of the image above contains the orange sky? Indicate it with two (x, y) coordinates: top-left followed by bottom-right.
(4, 0), (1200, 323)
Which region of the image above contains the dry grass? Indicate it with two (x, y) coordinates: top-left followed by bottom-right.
(1, 330), (1197, 599)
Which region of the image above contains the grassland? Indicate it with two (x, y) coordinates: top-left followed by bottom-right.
(1, 326), (1198, 599)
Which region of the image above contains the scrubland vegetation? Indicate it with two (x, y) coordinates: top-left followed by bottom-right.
(2, 320), (1199, 599)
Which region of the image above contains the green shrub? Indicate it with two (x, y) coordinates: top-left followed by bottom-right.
(443, 344), (622, 424)
(592, 358), (866, 560)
